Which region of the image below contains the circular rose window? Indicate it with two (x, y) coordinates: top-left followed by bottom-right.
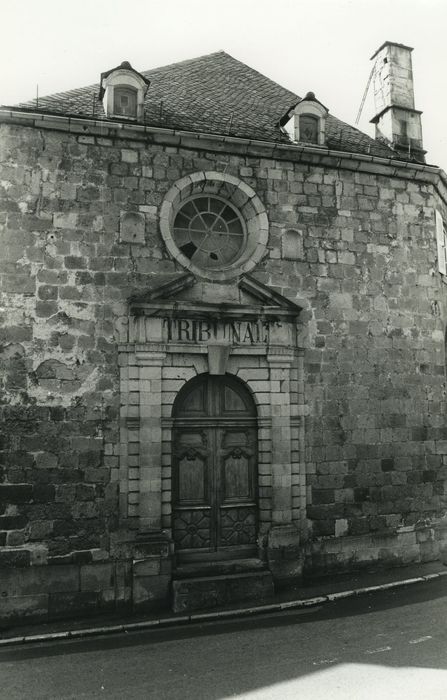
(173, 196), (246, 269)
(160, 172), (269, 282)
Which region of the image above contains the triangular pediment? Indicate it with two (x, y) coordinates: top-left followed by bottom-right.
(130, 273), (302, 319)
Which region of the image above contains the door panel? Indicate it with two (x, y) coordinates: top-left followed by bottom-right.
(172, 375), (258, 560)
(223, 384), (248, 413)
(220, 381), (257, 417)
(172, 509), (212, 550)
(178, 453), (206, 502)
(174, 430), (209, 503)
(219, 425), (257, 548)
(223, 454), (250, 500)
(220, 427), (256, 502)
(173, 429), (212, 551)
(219, 506), (257, 546)
(177, 382), (207, 415)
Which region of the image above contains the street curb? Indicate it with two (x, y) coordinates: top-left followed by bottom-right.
(1, 569), (447, 648)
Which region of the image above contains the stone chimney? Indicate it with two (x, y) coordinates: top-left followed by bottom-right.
(370, 41), (425, 162)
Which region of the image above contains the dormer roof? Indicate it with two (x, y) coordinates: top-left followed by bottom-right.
(98, 60), (151, 100)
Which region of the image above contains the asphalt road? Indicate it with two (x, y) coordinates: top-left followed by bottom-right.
(1, 577), (447, 700)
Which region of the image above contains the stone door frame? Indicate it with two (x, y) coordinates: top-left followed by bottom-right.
(117, 274), (307, 569)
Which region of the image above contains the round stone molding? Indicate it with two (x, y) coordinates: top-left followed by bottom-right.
(159, 171), (269, 281)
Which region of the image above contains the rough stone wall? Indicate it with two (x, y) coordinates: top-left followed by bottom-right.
(296, 175), (447, 572)
(1, 119), (447, 617)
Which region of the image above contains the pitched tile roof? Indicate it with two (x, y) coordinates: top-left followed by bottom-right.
(10, 51), (397, 159)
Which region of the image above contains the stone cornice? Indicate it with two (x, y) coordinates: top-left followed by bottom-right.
(1, 107), (447, 205)
(131, 300), (299, 320)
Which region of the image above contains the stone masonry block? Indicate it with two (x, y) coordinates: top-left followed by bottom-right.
(0, 594), (49, 621)
(282, 229), (304, 260)
(120, 211), (145, 244)
(133, 559), (161, 577)
(42, 564), (80, 593)
(48, 591), (99, 619)
(133, 574), (170, 609)
(53, 212), (78, 229)
(0, 548), (31, 568)
(80, 563), (115, 592)
(172, 571), (274, 613)
(121, 149), (138, 163)
(0, 485), (33, 504)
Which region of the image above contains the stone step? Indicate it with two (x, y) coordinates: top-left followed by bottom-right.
(172, 570), (274, 613)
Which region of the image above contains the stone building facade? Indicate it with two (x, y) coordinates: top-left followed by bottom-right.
(1, 43), (447, 622)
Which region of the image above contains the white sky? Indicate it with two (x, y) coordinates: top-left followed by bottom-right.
(2, 0), (446, 169)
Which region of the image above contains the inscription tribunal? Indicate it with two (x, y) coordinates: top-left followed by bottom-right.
(163, 318), (278, 345)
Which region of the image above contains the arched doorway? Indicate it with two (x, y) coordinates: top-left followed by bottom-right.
(172, 373), (258, 562)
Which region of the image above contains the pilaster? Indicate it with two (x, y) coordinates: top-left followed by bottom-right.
(266, 348), (303, 585)
(267, 350), (294, 525)
(136, 349), (167, 532)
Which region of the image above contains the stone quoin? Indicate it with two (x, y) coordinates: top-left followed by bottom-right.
(1, 44), (447, 621)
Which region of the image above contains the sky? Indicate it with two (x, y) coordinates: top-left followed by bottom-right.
(2, 0), (446, 169)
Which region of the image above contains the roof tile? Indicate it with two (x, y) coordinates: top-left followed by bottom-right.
(9, 51), (399, 159)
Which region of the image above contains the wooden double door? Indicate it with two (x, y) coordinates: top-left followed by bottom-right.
(172, 374), (258, 561)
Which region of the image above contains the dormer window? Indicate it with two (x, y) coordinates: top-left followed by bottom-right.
(99, 61), (150, 122)
(114, 87), (138, 118)
(282, 91), (329, 146)
(299, 114), (319, 144)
